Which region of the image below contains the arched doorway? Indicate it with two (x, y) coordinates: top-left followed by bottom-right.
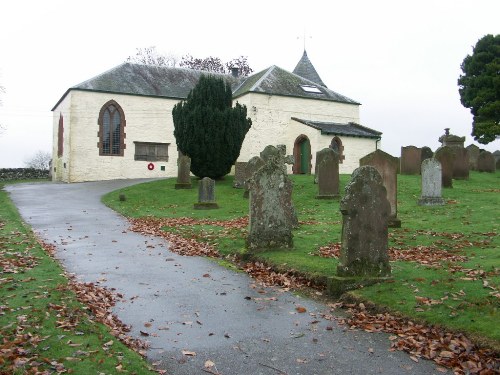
(330, 136), (345, 163)
(293, 135), (311, 174)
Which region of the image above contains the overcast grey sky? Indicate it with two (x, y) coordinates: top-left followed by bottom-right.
(0, 0), (499, 168)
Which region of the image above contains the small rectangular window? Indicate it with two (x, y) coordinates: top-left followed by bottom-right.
(134, 142), (170, 161)
(300, 84), (323, 94)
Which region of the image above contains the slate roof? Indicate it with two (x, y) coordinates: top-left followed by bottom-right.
(293, 50), (327, 88)
(52, 61), (360, 110)
(232, 65), (359, 104)
(292, 118), (382, 139)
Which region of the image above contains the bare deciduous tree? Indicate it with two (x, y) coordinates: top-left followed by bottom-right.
(126, 46), (178, 67)
(24, 150), (51, 170)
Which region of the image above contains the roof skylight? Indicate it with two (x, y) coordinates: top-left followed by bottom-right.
(300, 84), (323, 94)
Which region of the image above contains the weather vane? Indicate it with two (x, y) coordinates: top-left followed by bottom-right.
(297, 29), (312, 51)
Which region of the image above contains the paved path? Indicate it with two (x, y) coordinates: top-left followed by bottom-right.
(6, 180), (445, 375)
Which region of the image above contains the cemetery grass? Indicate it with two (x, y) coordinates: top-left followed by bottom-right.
(103, 172), (500, 350)
(0, 185), (156, 374)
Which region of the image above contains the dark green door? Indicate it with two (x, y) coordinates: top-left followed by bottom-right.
(300, 139), (310, 174)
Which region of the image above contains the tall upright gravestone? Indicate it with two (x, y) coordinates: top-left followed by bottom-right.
(316, 148), (340, 199)
(434, 146), (453, 188)
(359, 149), (401, 228)
(233, 162), (248, 188)
(247, 146), (295, 250)
(400, 146), (421, 175)
(418, 158), (445, 206)
(194, 177), (219, 209)
(438, 128), (469, 180)
(466, 144), (480, 171)
(477, 151), (496, 173)
(175, 151), (192, 189)
(243, 156), (265, 198)
(327, 166), (391, 296)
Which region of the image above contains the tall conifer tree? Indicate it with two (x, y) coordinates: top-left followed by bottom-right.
(172, 75), (252, 178)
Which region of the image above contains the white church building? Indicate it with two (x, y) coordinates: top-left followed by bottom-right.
(51, 51), (382, 182)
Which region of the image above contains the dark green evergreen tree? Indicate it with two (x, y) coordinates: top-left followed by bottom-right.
(172, 75), (252, 179)
(458, 34), (500, 144)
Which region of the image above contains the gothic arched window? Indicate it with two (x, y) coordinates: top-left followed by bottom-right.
(98, 100), (126, 156)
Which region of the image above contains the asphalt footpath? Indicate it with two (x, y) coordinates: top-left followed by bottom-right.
(6, 180), (446, 375)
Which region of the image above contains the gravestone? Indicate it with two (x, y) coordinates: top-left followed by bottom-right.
(418, 159), (445, 206)
(233, 162), (248, 188)
(316, 148), (340, 199)
(493, 150), (500, 165)
(466, 144), (480, 171)
(194, 177), (219, 209)
(175, 152), (192, 189)
(421, 147), (433, 162)
(438, 128), (469, 180)
(434, 146), (453, 188)
(336, 166), (391, 278)
(477, 151), (496, 173)
(247, 155), (294, 250)
(243, 156), (265, 198)
(400, 146), (421, 175)
(451, 147), (469, 180)
(359, 149), (401, 228)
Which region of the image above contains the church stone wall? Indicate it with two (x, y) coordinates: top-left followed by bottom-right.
(53, 91), (180, 182)
(52, 92), (72, 182)
(236, 93), (377, 174)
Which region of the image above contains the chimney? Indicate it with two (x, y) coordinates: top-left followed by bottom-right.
(231, 67), (239, 77)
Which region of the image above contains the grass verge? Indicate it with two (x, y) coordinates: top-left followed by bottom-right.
(0, 183), (156, 374)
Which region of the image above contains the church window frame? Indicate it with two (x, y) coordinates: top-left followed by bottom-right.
(57, 113), (64, 157)
(97, 100), (126, 156)
(134, 142), (170, 161)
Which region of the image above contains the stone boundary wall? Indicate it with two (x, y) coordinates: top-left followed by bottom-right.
(0, 168), (50, 181)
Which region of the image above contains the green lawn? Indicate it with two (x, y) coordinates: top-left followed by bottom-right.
(103, 171), (500, 350)
(0, 183), (156, 374)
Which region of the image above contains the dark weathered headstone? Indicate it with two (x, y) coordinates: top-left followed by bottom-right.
(359, 149), (401, 228)
(337, 166), (391, 277)
(175, 152), (192, 189)
(451, 147), (469, 180)
(400, 146), (421, 175)
(243, 156), (265, 198)
(477, 151), (496, 173)
(247, 157), (294, 250)
(194, 177), (219, 209)
(493, 150), (500, 164)
(316, 148), (340, 199)
(233, 162), (248, 188)
(418, 159), (445, 206)
(434, 146), (453, 188)
(421, 147), (433, 162)
(466, 144), (480, 171)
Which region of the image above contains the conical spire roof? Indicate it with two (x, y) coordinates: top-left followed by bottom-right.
(292, 50), (327, 88)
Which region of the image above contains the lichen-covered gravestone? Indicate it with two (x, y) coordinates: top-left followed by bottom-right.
(175, 152), (192, 189)
(316, 148), (339, 199)
(328, 166), (391, 296)
(359, 149), (401, 228)
(233, 162), (248, 189)
(243, 156), (265, 198)
(418, 158), (445, 206)
(466, 144), (480, 171)
(247, 147), (295, 250)
(194, 177), (219, 209)
(477, 151), (496, 173)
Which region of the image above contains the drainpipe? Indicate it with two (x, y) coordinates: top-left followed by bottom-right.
(375, 137), (381, 150)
